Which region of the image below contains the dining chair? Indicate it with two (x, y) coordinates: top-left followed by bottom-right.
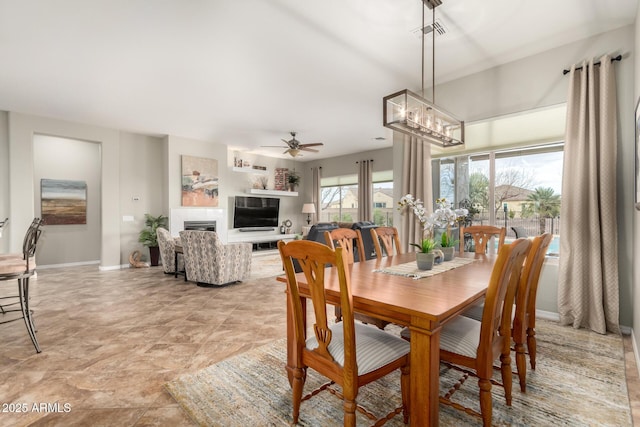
(278, 239), (410, 426)
(459, 225), (506, 255)
(520, 233), (553, 374)
(401, 238), (531, 425)
(462, 233), (553, 392)
(325, 228), (388, 329)
(324, 228), (365, 323)
(0, 218), (44, 353)
(370, 226), (402, 258)
(0, 218), (43, 312)
(324, 228), (366, 264)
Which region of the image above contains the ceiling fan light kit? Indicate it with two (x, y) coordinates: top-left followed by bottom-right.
(383, 0), (464, 148)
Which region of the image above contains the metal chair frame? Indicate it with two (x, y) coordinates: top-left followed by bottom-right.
(0, 218), (43, 353)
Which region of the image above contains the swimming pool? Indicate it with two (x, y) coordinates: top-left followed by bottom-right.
(546, 235), (560, 255)
(505, 235), (560, 256)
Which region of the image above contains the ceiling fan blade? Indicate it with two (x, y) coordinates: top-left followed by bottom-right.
(300, 147), (319, 153)
(283, 148), (291, 155)
(282, 138), (296, 148)
(300, 143), (324, 148)
(261, 145), (288, 148)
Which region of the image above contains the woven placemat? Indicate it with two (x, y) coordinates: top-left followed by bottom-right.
(373, 256), (476, 279)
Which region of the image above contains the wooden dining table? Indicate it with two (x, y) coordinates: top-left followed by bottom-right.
(278, 251), (497, 426)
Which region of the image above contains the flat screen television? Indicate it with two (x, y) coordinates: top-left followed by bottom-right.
(233, 196), (280, 229)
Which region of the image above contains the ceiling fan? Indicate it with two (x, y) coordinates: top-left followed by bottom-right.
(262, 132), (324, 157)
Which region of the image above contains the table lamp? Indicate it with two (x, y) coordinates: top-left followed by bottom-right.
(302, 203), (316, 225)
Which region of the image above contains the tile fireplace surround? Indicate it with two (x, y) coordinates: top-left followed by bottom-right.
(170, 208), (227, 243)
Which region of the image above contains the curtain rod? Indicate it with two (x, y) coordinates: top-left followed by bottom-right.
(355, 160), (374, 164)
(562, 55), (622, 75)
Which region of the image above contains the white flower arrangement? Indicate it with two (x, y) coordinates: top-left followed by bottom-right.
(398, 195), (468, 248)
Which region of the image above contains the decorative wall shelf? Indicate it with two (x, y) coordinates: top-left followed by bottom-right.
(232, 167), (268, 175)
(245, 188), (298, 197)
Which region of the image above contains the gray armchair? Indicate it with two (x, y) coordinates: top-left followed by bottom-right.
(179, 230), (252, 287)
(157, 227), (181, 274)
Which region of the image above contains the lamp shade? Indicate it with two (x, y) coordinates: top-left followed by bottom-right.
(301, 203), (316, 214)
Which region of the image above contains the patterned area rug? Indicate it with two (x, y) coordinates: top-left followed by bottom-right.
(249, 250), (285, 280)
(165, 320), (631, 426)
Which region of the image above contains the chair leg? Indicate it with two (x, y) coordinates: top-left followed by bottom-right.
(291, 367), (305, 424)
(335, 305), (343, 322)
(19, 277), (40, 353)
(400, 363), (410, 424)
(342, 397), (357, 427)
(500, 351), (512, 406)
(478, 377), (492, 427)
(514, 342), (527, 392)
(527, 327), (537, 370)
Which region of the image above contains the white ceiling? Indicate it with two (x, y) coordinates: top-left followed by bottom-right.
(0, 0), (636, 161)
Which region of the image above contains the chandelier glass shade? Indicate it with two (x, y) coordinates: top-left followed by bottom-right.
(383, 1), (464, 148)
(383, 89), (464, 147)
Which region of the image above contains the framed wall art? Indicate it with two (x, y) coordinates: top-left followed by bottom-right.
(181, 155), (219, 207)
(41, 179), (87, 225)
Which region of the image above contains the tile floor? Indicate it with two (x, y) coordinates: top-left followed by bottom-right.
(0, 262), (638, 426)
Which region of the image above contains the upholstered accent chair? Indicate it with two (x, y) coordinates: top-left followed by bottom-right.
(278, 239), (410, 426)
(179, 230), (252, 287)
(156, 227), (182, 274)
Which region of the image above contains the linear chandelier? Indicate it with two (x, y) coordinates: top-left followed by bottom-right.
(383, 0), (464, 148)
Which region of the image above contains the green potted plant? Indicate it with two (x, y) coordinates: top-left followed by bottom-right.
(438, 230), (458, 261)
(411, 237), (436, 270)
(287, 171), (300, 191)
(138, 213), (168, 266)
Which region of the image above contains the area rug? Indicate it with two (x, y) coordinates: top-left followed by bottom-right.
(249, 250), (285, 280)
(165, 320), (632, 426)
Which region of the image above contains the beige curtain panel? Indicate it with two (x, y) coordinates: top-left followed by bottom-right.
(558, 55), (620, 334)
(400, 136), (432, 252)
(311, 167), (321, 224)
(358, 160), (373, 222)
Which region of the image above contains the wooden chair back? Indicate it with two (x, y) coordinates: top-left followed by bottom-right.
(459, 225), (506, 255)
(370, 227), (402, 258)
(324, 228), (366, 264)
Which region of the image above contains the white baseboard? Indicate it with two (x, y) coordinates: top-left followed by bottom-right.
(535, 309), (559, 321)
(99, 264), (129, 271)
(38, 260), (100, 270)
(632, 328), (640, 378)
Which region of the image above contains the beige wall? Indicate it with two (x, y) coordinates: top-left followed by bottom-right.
(0, 111), (9, 253)
(33, 135), (102, 265)
(7, 112), (122, 269)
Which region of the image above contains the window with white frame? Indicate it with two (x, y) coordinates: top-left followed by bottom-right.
(434, 143), (563, 255)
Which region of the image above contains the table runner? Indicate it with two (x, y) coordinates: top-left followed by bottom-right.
(374, 256), (477, 279)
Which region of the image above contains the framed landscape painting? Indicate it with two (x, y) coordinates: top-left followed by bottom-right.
(41, 179), (87, 225)
(181, 155), (219, 207)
